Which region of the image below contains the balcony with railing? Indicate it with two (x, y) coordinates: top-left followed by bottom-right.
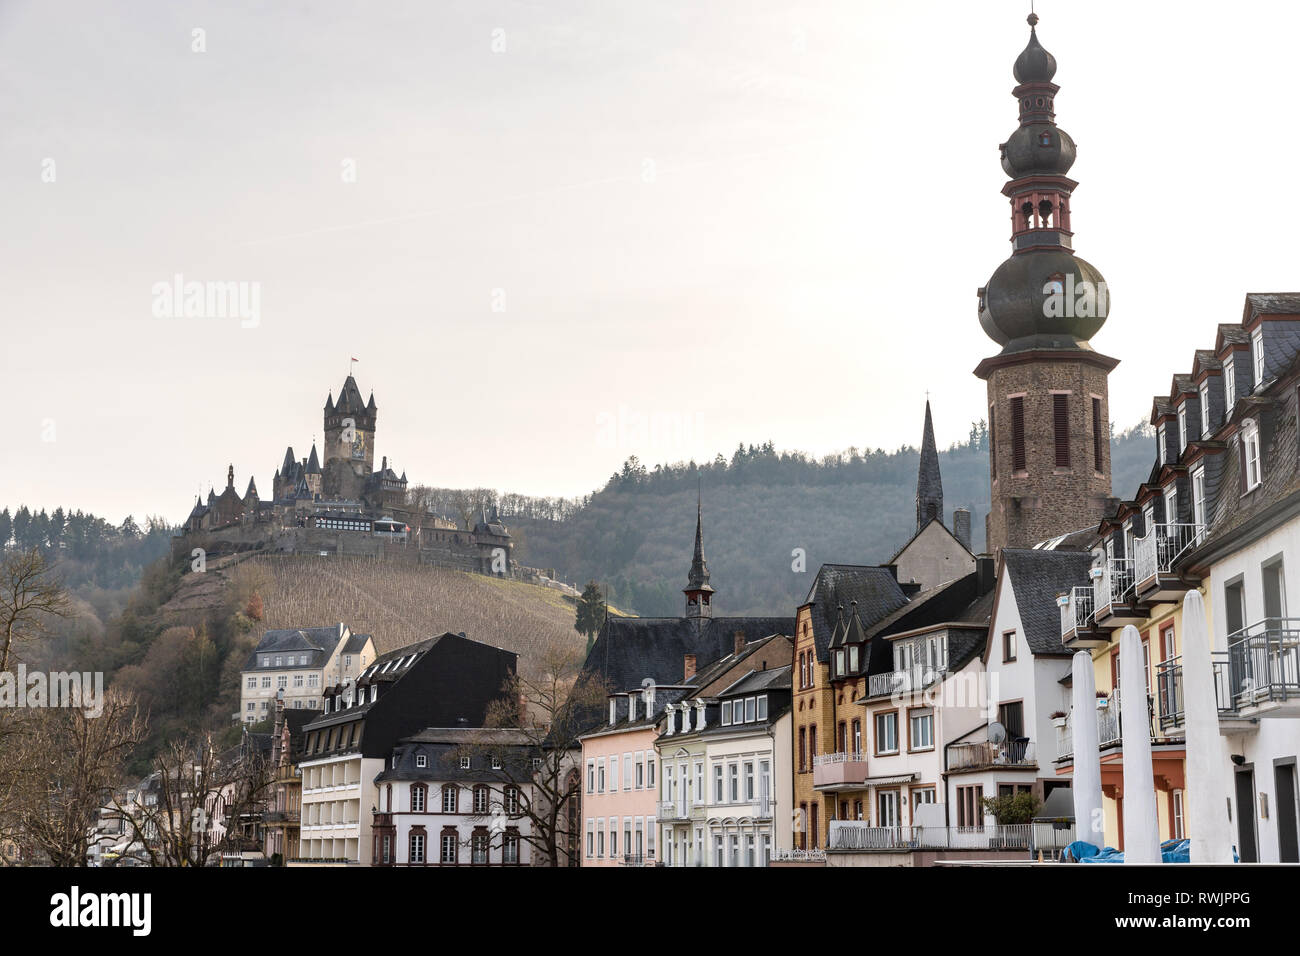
(1092, 557), (1143, 625)
(621, 852), (657, 866)
(1223, 619), (1300, 718)
(658, 799), (691, 821)
(947, 739), (1036, 772)
(1133, 523), (1203, 599)
(812, 751), (869, 791)
(867, 667), (945, 700)
(828, 822), (1056, 853)
(1060, 586), (1106, 649)
(1056, 691), (1124, 761)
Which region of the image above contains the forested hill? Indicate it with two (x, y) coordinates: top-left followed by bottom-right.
(507, 423), (1155, 617)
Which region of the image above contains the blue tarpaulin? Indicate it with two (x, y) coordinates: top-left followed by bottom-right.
(1063, 838), (1218, 863)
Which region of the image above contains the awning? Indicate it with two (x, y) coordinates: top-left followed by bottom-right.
(862, 773), (917, 786)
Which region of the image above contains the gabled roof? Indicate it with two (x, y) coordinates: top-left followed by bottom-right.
(1242, 292), (1300, 326)
(801, 565), (909, 662)
(998, 549), (1093, 656)
(244, 625), (349, 670)
(718, 664), (792, 697)
(1215, 323), (1250, 353)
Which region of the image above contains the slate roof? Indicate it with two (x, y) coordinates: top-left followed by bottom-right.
(244, 625), (349, 670)
(582, 616), (794, 697)
(801, 565), (910, 662)
(1242, 292), (1300, 324)
(718, 664), (791, 697)
(1000, 549), (1093, 656)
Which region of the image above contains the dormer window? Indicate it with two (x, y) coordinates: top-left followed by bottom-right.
(1177, 404), (1188, 454)
(1242, 419), (1262, 492)
(1156, 422), (1167, 466)
(415, 754), (427, 768)
(1200, 381), (1211, 435)
(1252, 328), (1265, 388)
(1224, 358), (1237, 408)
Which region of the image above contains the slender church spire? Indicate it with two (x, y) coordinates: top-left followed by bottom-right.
(684, 478), (714, 622)
(916, 400), (944, 531)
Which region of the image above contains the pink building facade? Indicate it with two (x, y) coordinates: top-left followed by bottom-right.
(578, 692), (663, 867)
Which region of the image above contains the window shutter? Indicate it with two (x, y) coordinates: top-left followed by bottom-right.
(1053, 394), (1070, 467)
(1010, 396), (1026, 472)
(1092, 397), (1104, 472)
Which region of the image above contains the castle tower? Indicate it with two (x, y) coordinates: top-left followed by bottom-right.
(976, 15), (1115, 554)
(683, 490), (714, 624)
(916, 400), (943, 531)
(322, 375), (376, 499)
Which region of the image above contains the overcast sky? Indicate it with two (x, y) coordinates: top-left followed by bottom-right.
(5, 0), (1299, 523)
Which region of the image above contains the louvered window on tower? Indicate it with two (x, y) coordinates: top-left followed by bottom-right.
(1053, 394), (1070, 467)
(1092, 397), (1104, 472)
(1010, 397), (1026, 472)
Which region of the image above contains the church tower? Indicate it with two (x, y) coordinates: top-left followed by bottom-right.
(976, 14), (1116, 554)
(683, 492), (714, 626)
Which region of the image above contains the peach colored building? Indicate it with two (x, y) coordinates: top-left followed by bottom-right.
(578, 687), (677, 867)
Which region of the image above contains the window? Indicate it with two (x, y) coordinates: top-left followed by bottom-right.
(503, 829), (520, 864)
(246, 703), (254, 712)
(635, 754), (644, 790)
(261, 656), (270, 667)
(246, 677), (256, 689)
(586, 819), (594, 858)
(441, 786), (457, 814)
(743, 761), (755, 801)
(908, 708), (934, 751)
(798, 727), (807, 773)
(1225, 356), (1237, 407)
(714, 764), (724, 803)
(1003, 629), (1017, 662)
(721, 701), (732, 726)
(415, 754), (427, 769)
(990, 405), (997, 479)
(1252, 327), (1265, 386)
(624, 753), (634, 789)
(877, 790), (900, 827)
(1157, 422), (1167, 466)
(875, 712), (899, 754)
(276, 675), (287, 689)
(1192, 465), (1207, 531)
(912, 787), (937, 813)
(957, 785), (983, 828)
(1010, 396), (1026, 472)
(409, 831), (425, 864)
(1242, 420), (1262, 491)
(745, 697), (756, 722)
(1092, 396), (1104, 472)
(504, 786), (520, 815)
(492, 756), (502, 771)
(470, 786), (488, 815)
(1177, 403), (1188, 454)
(1053, 393), (1070, 467)
(472, 830), (489, 865)
(848, 645), (859, 672)
(998, 701), (1025, 738)
(609, 818), (617, 857)
(459, 756), (471, 770)
(441, 830), (458, 864)
(1172, 790), (1186, 840)
(646, 758), (655, 789)
(261, 677), (271, 689)
(308, 674), (319, 688)
(274, 656), (282, 667)
(757, 695), (768, 720)
(852, 719), (862, 754)
(728, 763), (739, 803)
(597, 820), (605, 858)
(408, 783), (426, 813)
(1164, 483), (1178, 524)
(1200, 381), (1211, 435)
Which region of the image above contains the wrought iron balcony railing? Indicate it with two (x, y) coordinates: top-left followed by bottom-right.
(1060, 586), (1095, 638)
(1134, 523), (1203, 588)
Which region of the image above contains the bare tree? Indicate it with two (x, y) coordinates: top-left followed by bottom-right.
(0, 689), (147, 866)
(451, 634), (608, 866)
(113, 731), (273, 867)
(0, 548), (70, 672)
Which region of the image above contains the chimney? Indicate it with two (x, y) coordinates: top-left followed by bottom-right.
(518, 693), (529, 726)
(976, 555), (996, 594)
(954, 508), (972, 552)
(683, 654), (697, 682)
(734, 630), (746, 657)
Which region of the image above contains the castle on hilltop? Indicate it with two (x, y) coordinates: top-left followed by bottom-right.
(179, 373), (513, 575)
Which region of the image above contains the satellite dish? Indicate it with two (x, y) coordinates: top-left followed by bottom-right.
(988, 721), (1007, 745)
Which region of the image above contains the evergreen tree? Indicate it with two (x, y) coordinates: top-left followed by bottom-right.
(574, 580), (606, 654)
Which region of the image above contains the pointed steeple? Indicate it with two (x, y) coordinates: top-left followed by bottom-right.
(306, 444), (321, 474)
(916, 400), (944, 531)
(684, 483), (714, 621)
(280, 446), (296, 476)
(245, 476), (258, 498)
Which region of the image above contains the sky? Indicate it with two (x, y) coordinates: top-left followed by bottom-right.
(5, 0), (1300, 524)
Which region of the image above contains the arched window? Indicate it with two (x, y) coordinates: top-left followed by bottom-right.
(411, 783), (427, 813)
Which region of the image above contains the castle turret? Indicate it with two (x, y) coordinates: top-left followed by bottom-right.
(322, 374), (376, 499)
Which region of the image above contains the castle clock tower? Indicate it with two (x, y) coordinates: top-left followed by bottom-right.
(977, 15), (1116, 554)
